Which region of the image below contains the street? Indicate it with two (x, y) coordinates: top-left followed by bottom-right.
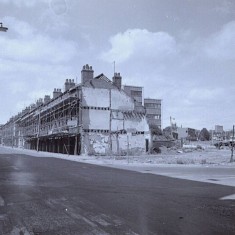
(0, 153), (235, 235)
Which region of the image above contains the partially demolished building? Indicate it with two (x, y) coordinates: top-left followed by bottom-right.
(0, 65), (161, 155)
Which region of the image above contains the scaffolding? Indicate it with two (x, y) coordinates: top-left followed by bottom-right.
(17, 88), (81, 155)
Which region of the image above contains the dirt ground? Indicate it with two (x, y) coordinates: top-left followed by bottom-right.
(1, 141), (235, 166)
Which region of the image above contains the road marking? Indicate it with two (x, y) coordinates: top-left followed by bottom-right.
(0, 196), (5, 206)
(220, 194), (235, 200)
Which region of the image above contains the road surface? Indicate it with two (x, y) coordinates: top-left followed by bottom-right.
(0, 153), (235, 234)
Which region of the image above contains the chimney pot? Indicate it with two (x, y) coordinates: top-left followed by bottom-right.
(112, 72), (122, 89)
(81, 64), (94, 83)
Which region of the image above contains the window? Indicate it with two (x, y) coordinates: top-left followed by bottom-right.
(131, 90), (142, 96)
(155, 115), (161, 119)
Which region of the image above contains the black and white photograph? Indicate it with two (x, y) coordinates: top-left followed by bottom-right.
(0, 0), (235, 234)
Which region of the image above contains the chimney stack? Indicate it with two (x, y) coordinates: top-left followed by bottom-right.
(112, 72), (122, 89)
(44, 95), (51, 104)
(64, 78), (76, 91)
(53, 88), (62, 99)
(36, 98), (43, 107)
(81, 64), (94, 84)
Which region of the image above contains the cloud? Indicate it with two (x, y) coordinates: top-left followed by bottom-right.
(0, 17), (77, 64)
(0, 17), (80, 123)
(205, 21), (235, 60)
(101, 29), (178, 63)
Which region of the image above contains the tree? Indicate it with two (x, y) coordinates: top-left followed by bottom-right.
(199, 128), (210, 141)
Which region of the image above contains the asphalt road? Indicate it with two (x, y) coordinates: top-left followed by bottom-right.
(0, 153), (235, 235)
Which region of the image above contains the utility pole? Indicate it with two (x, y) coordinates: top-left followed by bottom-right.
(230, 125), (234, 162)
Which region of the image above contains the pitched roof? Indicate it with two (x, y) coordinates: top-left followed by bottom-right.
(83, 73), (118, 90)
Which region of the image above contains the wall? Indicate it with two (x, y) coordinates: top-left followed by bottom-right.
(82, 87), (109, 107)
(112, 133), (145, 155)
(83, 109), (109, 130)
(177, 127), (188, 139)
(111, 111), (124, 131)
(83, 132), (109, 155)
(82, 87), (110, 131)
(124, 114), (148, 132)
(111, 90), (134, 111)
(82, 86), (147, 155)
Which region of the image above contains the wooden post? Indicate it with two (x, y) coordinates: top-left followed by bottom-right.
(230, 125), (234, 162)
(68, 135), (70, 155)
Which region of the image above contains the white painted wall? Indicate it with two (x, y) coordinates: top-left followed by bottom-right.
(111, 90), (134, 110)
(124, 117), (149, 132)
(82, 87), (147, 155)
(177, 127), (188, 139)
(82, 87), (109, 107)
(82, 109), (109, 130)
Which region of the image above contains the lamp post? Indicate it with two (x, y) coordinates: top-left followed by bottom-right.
(0, 22), (7, 146)
(0, 23), (8, 32)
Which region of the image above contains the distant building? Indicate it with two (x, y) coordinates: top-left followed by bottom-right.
(123, 85), (144, 112)
(177, 127), (197, 141)
(144, 99), (161, 129)
(215, 125), (223, 133)
(212, 125), (225, 141)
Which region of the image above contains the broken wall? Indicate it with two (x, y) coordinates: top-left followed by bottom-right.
(111, 133), (145, 155)
(124, 116), (148, 132)
(83, 132), (109, 155)
(81, 87), (148, 155)
(111, 90), (134, 110)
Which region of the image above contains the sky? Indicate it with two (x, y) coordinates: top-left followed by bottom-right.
(0, 0), (235, 130)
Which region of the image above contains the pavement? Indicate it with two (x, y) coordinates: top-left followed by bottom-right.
(110, 164), (235, 188)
